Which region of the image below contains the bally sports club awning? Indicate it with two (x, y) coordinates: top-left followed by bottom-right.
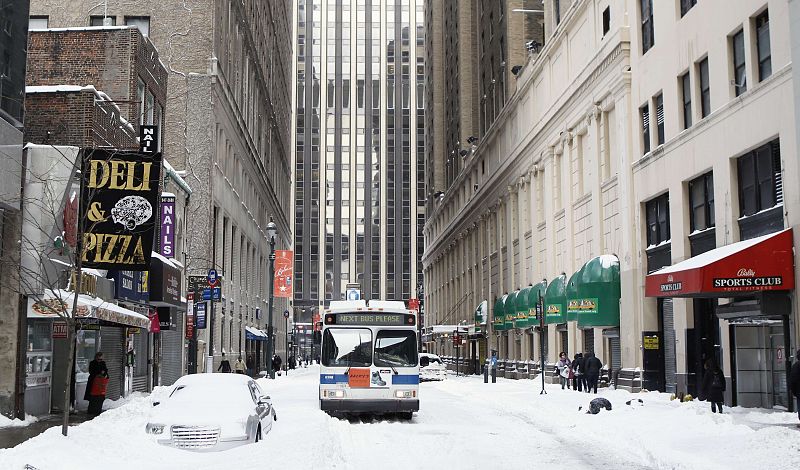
(645, 229), (795, 298)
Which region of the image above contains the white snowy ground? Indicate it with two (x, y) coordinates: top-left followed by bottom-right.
(1, 366), (799, 470)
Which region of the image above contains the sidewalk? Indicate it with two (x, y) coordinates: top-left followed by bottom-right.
(0, 413), (93, 449)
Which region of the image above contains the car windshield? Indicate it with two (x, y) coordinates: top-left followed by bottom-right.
(374, 330), (418, 367)
(322, 328), (372, 367)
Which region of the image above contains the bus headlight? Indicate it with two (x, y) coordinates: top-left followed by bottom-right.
(324, 390), (345, 398)
(395, 390), (414, 399)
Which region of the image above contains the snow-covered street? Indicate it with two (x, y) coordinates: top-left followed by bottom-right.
(1, 367), (798, 470)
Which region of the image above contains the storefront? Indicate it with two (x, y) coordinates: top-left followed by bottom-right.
(26, 289), (150, 414)
(149, 254), (184, 387)
(470, 300), (488, 372)
(646, 229), (795, 410)
(107, 269), (151, 394)
(492, 294), (508, 358)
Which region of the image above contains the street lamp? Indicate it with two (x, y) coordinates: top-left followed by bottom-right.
(538, 278), (547, 395)
(266, 217), (277, 379)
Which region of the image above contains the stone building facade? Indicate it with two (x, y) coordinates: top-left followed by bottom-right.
(29, 1), (295, 370)
(424, 0), (799, 411)
(0, 0), (30, 420)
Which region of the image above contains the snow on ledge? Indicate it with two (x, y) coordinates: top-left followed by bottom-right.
(28, 26), (136, 33)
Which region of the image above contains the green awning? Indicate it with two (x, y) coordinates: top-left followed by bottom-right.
(544, 274), (567, 324)
(576, 255), (621, 328)
(566, 270), (582, 322)
(504, 291), (518, 329)
(493, 295), (507, 331)
(514, 286), (532, 328)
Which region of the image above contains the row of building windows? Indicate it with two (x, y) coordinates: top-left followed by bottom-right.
(645, 138), (782, 247)
(641, 8), (771, 154)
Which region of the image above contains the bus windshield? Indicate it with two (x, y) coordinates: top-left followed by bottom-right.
(322, 328), (372, 367)
(374, 330), (418, 367)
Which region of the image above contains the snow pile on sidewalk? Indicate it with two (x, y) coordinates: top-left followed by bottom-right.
(0, 414), (38, 429)
(1, 368), (798, 470)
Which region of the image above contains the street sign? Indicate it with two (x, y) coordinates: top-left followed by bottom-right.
(274, 250), (294, 298)
(346, 287), (361, 300)
(408, 298), (419, 310)
(188, 275), (206, 298)
(207, 269), (219, 287)
(283, 310), (290, 319)
(196, 302), (207, 329)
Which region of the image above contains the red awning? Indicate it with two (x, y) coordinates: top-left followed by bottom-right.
(645, 229), (795, 297)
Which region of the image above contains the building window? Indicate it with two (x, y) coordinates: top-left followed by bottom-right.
(125, 16), (150, 37)
(737, 139), (782, 217)
(90, 15), (116, 26)
(680, 72), (692, 129)
(756, 10), (771, 82)
(680, 0), (697, 17)
(655, 93), (664, 146)
(646, 193), (670, 247)
(689, 172), (714, 232)
(29, 16), (48, 29)
(602, 7), (611, 36)
(731, 29), (746, 96)
(554, 0), (561, 25)
(640, 103), (651, 155)
(698, 57), (710, 118)
(640, 0), (655, 54)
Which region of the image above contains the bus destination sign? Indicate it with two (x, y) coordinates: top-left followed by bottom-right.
(327, 313), (414, 326)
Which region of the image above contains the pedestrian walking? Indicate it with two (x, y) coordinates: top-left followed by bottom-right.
(85, 352), (108, 416)
(246, 355), (255, 377)
(289, 355), (296, 370)
(788, 349), (800, 425)
(701, 359), (726, 414)
(571, 353), (584, 391)
(234, 356), (246, 374)
(557, 352), (572, 390)
(217, 352), (232, 373)
(583, 352), (602, 394)
(272, 354), (283, 373)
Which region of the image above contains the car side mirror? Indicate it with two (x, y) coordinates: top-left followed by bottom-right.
(420, 357), (430, 367)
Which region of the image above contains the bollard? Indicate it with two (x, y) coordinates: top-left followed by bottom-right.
(491, 364), (497, 383)
(484, 360), (489, 383)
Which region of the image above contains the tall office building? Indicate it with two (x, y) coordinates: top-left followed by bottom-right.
(292, 0), (425, 316)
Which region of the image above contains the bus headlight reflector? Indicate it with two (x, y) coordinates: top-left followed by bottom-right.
(395, 390), (414, 398)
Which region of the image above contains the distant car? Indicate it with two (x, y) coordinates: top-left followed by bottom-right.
(145, 374), (276, 451)
(419, 353), (447, 381)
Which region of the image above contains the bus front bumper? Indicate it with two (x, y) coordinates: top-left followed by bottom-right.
(320, 399), (420, 413)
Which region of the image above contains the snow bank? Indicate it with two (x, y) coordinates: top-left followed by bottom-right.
(0, 414), (38, 429)
(2, 369), (798, 470)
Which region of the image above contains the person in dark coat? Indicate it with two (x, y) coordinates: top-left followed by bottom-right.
(583, 352), (603, 394)
(246, 356), (255, 377)
(701, 359), (726, 413)
(571, 353), (584, 391)
(84, 352), (108, 416)
(789, 349), (800, 423)
(217, 352), (232, 373)
(272, 354), (283, 373)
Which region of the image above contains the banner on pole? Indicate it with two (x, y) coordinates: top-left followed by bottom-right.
(274, 250), (294, 298)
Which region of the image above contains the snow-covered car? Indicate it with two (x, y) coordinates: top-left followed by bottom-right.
(145, 374), (276, 451)
(419, 353), (447, 381)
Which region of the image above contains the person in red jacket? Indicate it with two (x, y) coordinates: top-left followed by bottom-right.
(85, 352), (108, 416)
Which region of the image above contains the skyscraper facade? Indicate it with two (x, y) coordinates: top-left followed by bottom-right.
(293, 0), (425, 315)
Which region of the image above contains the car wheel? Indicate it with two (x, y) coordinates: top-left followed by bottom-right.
(399, 412), (413, 420)
(255, 424), (262, 443)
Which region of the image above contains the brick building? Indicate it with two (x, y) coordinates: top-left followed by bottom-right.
(25, 26), (168, 149)
(27, 1), (295, 373)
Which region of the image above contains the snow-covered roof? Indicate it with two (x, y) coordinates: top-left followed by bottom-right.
(29, 26), (136, 33)
(151, 251), (177, 268)
(26, 85), (94, 94)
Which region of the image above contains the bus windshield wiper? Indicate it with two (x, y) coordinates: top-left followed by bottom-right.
(390, 365), (399, 375)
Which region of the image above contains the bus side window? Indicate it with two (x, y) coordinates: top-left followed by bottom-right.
(420, 356), (430, 367)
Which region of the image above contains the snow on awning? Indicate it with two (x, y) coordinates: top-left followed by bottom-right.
(246, 326), (266, 341)
(27, 290), (150, 329)
(645, 229), (794, 298)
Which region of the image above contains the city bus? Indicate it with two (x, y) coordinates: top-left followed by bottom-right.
(319, 300), (419, 418)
